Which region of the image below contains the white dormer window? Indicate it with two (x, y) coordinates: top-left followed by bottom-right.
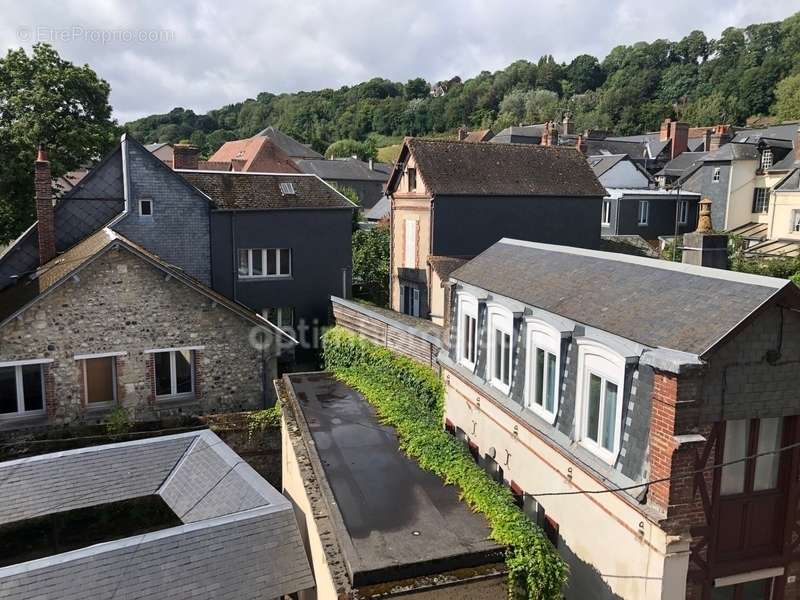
(524, 320), (561, 424)
(486, 304), (513, 395)
(139, 198), (153, 217)
(576, 339), (626, 464)
(457, 293), (478, 370)
(761, 148), (773, 170)
(712, 167), (721, 183)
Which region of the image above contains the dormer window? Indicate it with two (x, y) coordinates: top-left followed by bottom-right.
(524, 320), (561, 424)
(457, 294), (478, 370)
(760, 148), (773, 170)
(486, 304), (513, 395)
(712, 167), (721, 183)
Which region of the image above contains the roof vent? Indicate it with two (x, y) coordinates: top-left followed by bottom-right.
(279, 182), (296, 195)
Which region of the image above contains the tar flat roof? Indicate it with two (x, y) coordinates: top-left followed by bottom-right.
(0, 430), (314, 599)
(450, 238), (796, 357)
(286, 372), (503, 587)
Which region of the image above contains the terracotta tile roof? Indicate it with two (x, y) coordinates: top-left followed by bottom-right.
(463, 129), (494, 143)
(208, 137), (300, 173)
(179, 171), (355, 210)
(391, 138), (606, 197)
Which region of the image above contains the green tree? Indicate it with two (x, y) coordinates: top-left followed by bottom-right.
(566, 54), (605, 94)
(0, 43), (118, 243)
(773, 74), (800, 120)
(325, 138), (377, 161)
(352, 224), (390, 305)
(404, 78), (429, 100)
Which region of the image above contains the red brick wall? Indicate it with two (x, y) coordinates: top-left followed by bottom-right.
(35, 153), (56, 265)
(649, 372), (679, 511)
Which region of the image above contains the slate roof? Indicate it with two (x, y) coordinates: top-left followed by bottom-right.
(428, 255), (470, 281)
(588, 154), (627, 177)
(656, 152), (707, 177)
(255, 126), (323, 159)
(450, 239), (796, 357)
(392, 138), (606, 197)
(769, 151), (799, 172)
(179, 171), (355, 210)
(295, 157), (388, 181)
(364, 194), (390, 221)
(703, 142), (760, 162)
(731, 122), (800, 144)
(0, 431), (314, 600)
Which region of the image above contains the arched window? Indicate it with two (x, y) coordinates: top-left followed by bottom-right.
(576, 339), (626, 464)
(524, 320), (561, 424)
(486, 304), (514, 395)
(456, 293), (478, 370)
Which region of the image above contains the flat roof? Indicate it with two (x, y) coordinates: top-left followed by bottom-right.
(286, 372), (504, 587)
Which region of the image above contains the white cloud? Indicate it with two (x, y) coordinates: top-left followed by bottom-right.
(1, 0), (798, 122)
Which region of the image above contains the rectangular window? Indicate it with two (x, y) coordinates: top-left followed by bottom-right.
(0, 364), (45, 416)
(264, 307), (294, 330)
(404, 220), (417, 267)
(792, 210), (800, 233)
(752, 188), (769, 214)
(407, 168), (417, 191)
(461, 313), (477, 365)
(400, 285), (420, 317)
(238, 249), (291, 278)
(139, 198), (153, 217)
(585, 373), (618, 453)
(601, 200), (611, 225)
(492, 329), (511, 388)
(760, 148), (773, 170)
(677, 200), (688, 225)
(533, 348), (558, 413)
(84, 357), (116, 405)
(720, 418), (783, 496)
(153, 350), (194, 399)
(638, 200), (649, 225)
(712, 167), (721, 182)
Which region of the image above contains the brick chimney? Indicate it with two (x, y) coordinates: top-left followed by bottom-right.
(660, 118), (672, 142)
(669, 121), (689, 160)
(541, 122), (558, 147)
(457, 125), (468, 141)
(230, 156), (246, 172)
(575, 134), (588, 155)
(172, 143), (200, 170)
(708, 125), (732, 152)
(682, 197), (728, 269)
(35, 145), (56, 265)
(562, 112), (573, 136)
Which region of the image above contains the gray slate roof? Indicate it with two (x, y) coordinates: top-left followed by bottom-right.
(731, 123), (800, 144)
(656, 151), (707, 177)
(256, 126), (323, 159)
(0, 430), (314, 600)
(450, 239), (795, 356)
(703, 142), (760, 162)
(180, 171), (354, 210)
(588, 153), (627, 177)
(364, 194), (390, 220)
(395, 138), (606, 197)
(295, 157), (388, 181)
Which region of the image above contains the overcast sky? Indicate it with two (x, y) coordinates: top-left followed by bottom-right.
(2, 1), (799, 123)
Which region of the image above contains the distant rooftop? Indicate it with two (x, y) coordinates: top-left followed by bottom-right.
(255, 126), (324, 159)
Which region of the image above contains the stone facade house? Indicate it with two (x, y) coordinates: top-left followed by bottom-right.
(385, 138), (606, 325)
(441, 238), (800, 599)
(0, 226), (290, 430)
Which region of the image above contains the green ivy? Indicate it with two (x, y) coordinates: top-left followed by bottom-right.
(321, 327), (567, 599)
(246, 405), (282, 441)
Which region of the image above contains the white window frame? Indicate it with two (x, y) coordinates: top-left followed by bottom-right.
(456, 293), (478, 370)
(263, 307), (294, 331)
(139, 198), (153, 218)
(761, 148), (773, 170)
(399, 285), (420, 317)
(752, 188), (769, 215)
(238, 248), (292, 279)
(82, 356), (117, 406)
(523, 320), (561, 424)
(0, 359), (49, 418)
(575, 339), (625, 464)
(486, 304), (514, 395)
(677, 200), (688, 225)
(792, 209), (800, 233)
(404, 219), (417, 267)
(712, 167), (721, 183)
(637, 200), (649, 226)
(601, 200), (611, 226)
(151, 349), (195, 400)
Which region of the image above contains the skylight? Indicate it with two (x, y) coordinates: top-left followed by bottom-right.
(279, 182), (296, 195)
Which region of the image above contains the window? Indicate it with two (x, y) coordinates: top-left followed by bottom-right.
(720, 418), (783, 496)
(153, 350), (194, 399)
(400, 284), (420, 317)
(487, 305), (513, 394)
(792, 210), (800, 233)
(84, 357), (116, 405)
(638, 200), (649, 225)
(601, 200), (611, 225)
(0, 362), (46, 417)
(404, 219), (417, 267)
(407, 167), (417, 191)
(279, 182), (295, 195)
(264, 307), (294, 330)
(238, 248), (291, 278)
(711, 578), (774, 600)
(752, 188), (769, 214)
(576, 340), (625, 463)
(457, 294), (478, 369)
(712, 167), (721, 182)
(139, 198), (153, 217)
(677, 200), (688, 225)
(524, 321), (561, 423)
(760, 148), (773, 170)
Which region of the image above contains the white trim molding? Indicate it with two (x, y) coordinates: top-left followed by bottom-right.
(144, 346), (205, 354)
(0, 358), (54, 368)
(524, 319), (562, 424)
(485, 302), (514, 396)
(456, 292), (478, 371)
(73, 351), (128, 361)
(714, 567), (784, 588)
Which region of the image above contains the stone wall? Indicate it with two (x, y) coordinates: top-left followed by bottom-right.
(0, 247), (276, 426)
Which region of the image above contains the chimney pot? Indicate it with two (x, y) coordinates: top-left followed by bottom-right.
(34, 145), (56, 265)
